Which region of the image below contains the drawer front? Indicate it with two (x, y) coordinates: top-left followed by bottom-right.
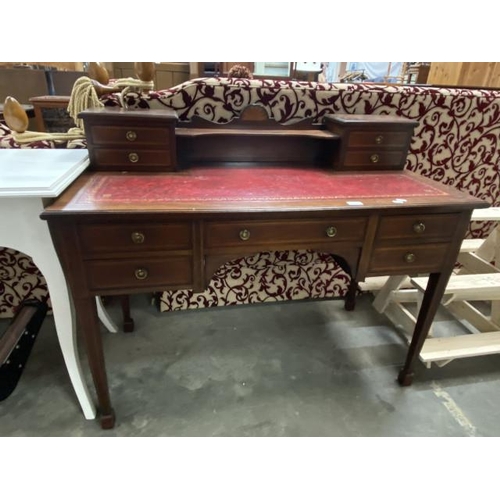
(90, 126), (170, 146)
(79, 223), (192, 254)
(93, 148), (172, 168)
(348, 131), (410, 148)
(343, 149), (406, 169)
(376, 213), (460, 241)
(368, 243), (450, 275)
(86, 256), (193, 291)
(205, 218), (367, 249)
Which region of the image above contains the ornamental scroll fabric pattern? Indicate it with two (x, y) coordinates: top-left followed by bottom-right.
(1, 79), (500, 317)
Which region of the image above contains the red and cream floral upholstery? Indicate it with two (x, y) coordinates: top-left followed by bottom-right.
(2, 78), (500, 317)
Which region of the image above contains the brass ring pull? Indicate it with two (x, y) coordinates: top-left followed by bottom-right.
(131, 232), (145, 244)
(126, 130), (137, 141)
(375, 135), (384, 144)
(128, 152), (139, 163)
(370, 154), (380, 164)
(404, 253), (416, 263)
(134, 268), (148, 280)
(413, 222), (426, 234)
(239, 229), (251, 241)
(326, 226), (337, 238)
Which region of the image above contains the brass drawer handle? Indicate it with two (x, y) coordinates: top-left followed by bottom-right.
(134, 268), (148, 280)
(413, 222), (426, 234)
(375, 135), (384, 144)
(370, 154), (380, 164)
(404, 253), (416, 264)
(126, 130), (137, 142)
(326, 226), (337, 238)
(128, 152), (139, 163)
(131, 232), (145, 244)
(239, 229), (251, 241)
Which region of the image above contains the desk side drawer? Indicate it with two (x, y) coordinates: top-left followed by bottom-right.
(376, 214), (460, 241)
(92, 149), (173, 169)
(368, 243), (450, 275)
(89, 126), (170, 146)
(348, 131), (410, 148)
(205, 218), (367, 249)
(343, 150), (406, 170)
(86, 257), (193, 291)
(79, 223), (192, 254)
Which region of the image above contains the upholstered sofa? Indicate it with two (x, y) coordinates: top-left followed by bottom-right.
(1, 78), (499, 318)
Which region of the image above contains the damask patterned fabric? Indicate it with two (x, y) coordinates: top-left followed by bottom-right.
(1, 79), (499, 317)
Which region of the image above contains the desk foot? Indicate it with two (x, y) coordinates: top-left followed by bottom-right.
(398, 370), (414, 386)
(99, 409), (116, 429)
(120, 295), (135, 333)
(344, 279), (358, 311)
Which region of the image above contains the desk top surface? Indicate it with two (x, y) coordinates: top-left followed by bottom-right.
(43, 167), (487, 216)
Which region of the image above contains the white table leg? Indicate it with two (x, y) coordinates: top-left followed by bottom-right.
(0, 198), (96, 419)
(96, 297), (118, 333)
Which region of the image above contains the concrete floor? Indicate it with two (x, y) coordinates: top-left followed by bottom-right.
(1, 293), (499, 436)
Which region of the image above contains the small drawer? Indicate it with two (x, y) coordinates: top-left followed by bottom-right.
(86, 256), (193, 291)
(347, 131), (410, 148)
(368, 243), (450, 275)
(79, 223), (192, 255)
(93, 148), (172, 169)
(343, 149), (406, 169)
(89, 126), (170, 146)
(376, 214), (460, 241)
(205, 218), (367, 249)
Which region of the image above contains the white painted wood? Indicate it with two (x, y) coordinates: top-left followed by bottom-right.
(384, 302), (417, 339)
(459, 239), (484, 253)
(471, 207), (500, 221)
(372, 275), (408, 313)
(0, 197), (96, 419)
(447, 301), (498, 333)
(96, 297), (118, 333)
(457, 252), (499, 274)
(359, 275), (412, 292)
(420, 331), (500, 362)
(0, 149), (89, 197)
(0, 150), (97, 419)
(412, 274), (500, 300)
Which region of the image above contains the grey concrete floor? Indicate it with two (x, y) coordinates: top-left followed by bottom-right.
(0, 293), (499, 436)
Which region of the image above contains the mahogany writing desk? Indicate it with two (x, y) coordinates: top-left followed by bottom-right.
(41, 107), (488, 429)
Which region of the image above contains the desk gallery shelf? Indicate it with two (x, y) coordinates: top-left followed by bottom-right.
(175, 128), (340, 140)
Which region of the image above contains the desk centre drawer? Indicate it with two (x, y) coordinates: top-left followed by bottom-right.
(376, 213), (460, 241)
(86, 256), (193, 291)
(79, 223), (193, 254)
(205, 218), (367, 248)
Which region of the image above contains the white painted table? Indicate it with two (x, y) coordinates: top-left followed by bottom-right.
(0, 149), (117, 420)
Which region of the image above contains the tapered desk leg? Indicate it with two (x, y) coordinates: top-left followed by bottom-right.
(398, 272), (449, 386)
(75, 296), (115, 429)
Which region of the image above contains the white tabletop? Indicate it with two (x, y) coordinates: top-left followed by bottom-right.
(0, 149), (89, 197)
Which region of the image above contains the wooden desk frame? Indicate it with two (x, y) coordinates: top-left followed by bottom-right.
(41, 106), (488, 429)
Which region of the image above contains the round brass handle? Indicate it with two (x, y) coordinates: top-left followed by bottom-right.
(404, 253), (416, 264)
(126, 130), (137, 142)
(413, 222), (426, 234)
(239, 229), (251, 241)
(131, 232), (145, 244)
(134, 268), (148, 280)
(326, 226), (337, 238)
(375, 135), (384, 144)
(370, 154), (380, 164)
(128, 152), (139, 163)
